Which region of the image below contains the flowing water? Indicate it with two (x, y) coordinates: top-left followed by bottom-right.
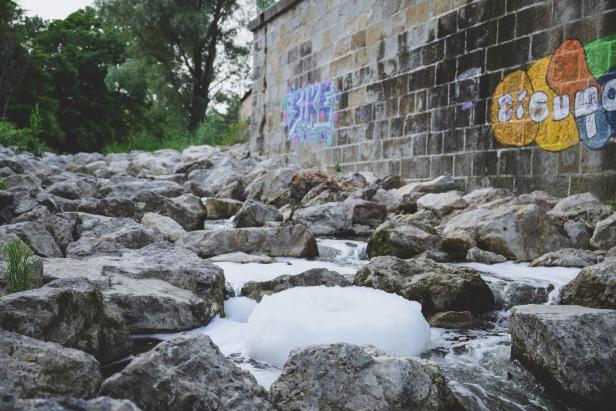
(141, 239), (581, 410)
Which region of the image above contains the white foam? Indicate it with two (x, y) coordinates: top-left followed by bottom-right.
(459, 261), (580, 288)
(242, 285), (431, 367)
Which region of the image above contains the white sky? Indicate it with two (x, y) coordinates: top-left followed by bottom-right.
(18, 0), (94, 20)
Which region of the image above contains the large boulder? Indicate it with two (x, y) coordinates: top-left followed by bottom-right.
(201, 197), (243, 220)
(0, 330), (102, 400)
(43, 243), (225, 333)
(233, 199), (282, 228)
(292, 202), (350, 236)
(100, 334), (273, 411)
(6, 397), (142, 411)
(74, 213), (163, 250)
(560, 259), (616, 309)
(367, 223), (440, 259)
(0, 222), (62, 258)
(46, 178), (97, 200)
(178, 225), (318, 258)
(354, 256), (494, 315)
(416, 191), (468, 218)
(241, 268), (351, 302)
(0, 278), (129, 364)
(548, 192), (612, 226)
(244, 167), (297, 207)
(270, 343), (460, 411)
(162, 193), (206, 231)
(509, 305), (616, 409)
(397, 175), (458, 194)
(141, 212), (186, 242)
(289, 170), (350, 204)
(442, 202), (571, 261)
(590, 214), (616, 250)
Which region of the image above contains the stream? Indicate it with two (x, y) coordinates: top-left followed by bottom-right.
(141, 238), (581, 410)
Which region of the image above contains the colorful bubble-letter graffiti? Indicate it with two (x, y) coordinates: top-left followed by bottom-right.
(491, 35), (616, 151)
(283, 81), (341, 146)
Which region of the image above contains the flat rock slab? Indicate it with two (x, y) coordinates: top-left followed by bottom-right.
(178, 225), (318, 258)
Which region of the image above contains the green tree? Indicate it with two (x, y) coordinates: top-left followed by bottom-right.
(98, 0), (249, 130)
(0, 1), (29, 119)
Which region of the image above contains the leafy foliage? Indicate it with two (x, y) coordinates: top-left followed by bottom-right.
(0, 1), (249, 154)
(606, 198), (616, 211)
(97, 0), (249, 130)
(2, 239), (38, 293)
(0, 176), (7, 190)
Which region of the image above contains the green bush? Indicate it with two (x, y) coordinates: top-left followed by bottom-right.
(0, 108), (48, 155)
(607, 198), (616, 211)
(2, 239), (38, 293)
(0, 177), (7, 190)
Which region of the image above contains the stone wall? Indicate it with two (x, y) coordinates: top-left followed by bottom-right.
(249, 0), (616, 199)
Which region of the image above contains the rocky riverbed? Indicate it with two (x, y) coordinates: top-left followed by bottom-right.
(0, 143), (615, 411)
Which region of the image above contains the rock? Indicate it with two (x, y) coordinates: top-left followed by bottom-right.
(141, 212), (186, 242)
(367, 223), (440, 259)
(0, 278), (129, 364)
(428, 311), (473, 328)
(509, 305), (616, 409)
(560, 259), (616, 309)
(100, 176), (184, 199)
(354, 256), (495, 315)
(163, 193), (206, 231)
(466, 247), (507, 264)
(74, 213), (163, 250)
(241, 268), (351, 302)
(0, 330), (102, 400)
(531, 248), (601, 268)
(0, 222), (62, 257)
(43, 243), (225, 333)
(548, 192), (612, 226)
(289, 170), (349, 204)
(441, 229), (476, 260)
(380, 175), (405, 190)
(270, 343), (461, 411)
(400, 175), (459, 194)
(215, 179), (245, 201)
(202, 197), (243, 220)
(244, 167), (296, 207)
(100, 334), (273, 411)
(207, 252), (274, 264)
(233, 199), (282, 228)
(65, 237), (124, 258)
(417, 191), (468, 217)
(46, 178), (97, 200)
(292, 202), (350, 236)
(345, 198), (387, 229)
(442, 202), (571, 261)
(6, 397), (142, 411)
(563, 220), (591, 249)
(500, 282), (553, 308)
(590, 213), (616, 250)
(178, 225), (318, 258)
(462, 187), (512, 207)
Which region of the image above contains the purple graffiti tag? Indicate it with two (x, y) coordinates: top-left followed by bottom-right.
(283, 81), (341, 146)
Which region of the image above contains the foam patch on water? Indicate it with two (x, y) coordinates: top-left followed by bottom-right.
(243, 285), (431, 367)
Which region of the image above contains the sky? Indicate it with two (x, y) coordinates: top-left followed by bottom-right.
(18, 0), (94, 20)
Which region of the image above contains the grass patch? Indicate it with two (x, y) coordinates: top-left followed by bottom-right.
(0, 177), (7, 190)
(2, 240), (39, 293)
(606, 198), (616, 211)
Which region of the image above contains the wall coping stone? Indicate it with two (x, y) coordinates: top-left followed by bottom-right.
(249, 0), (306, 31)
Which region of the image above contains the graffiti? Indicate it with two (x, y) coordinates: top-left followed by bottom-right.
(283, 81), (341, 146)
(491, 34), (616, 151)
